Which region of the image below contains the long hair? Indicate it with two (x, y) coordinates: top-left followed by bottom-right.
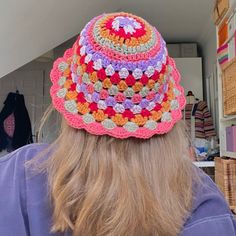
(37, 107), (198, 236)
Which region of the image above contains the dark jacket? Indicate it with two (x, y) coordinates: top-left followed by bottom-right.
(0, 92), (33, 151)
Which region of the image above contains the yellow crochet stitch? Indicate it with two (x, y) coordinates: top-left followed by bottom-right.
(150, 111), (162, 121)
(132, 82), (143, 92)
(103, 78), (112, 89)
(66, 91), (78, 100)
(112, 114), (128, 126)
(161, 102), (171, 112)
(147, 80), (155, 89)
(92, 110), (107, 122)
(77, 102), (90, 115)
(63, 67), (71, 77)
(64, 80), (73, 89)
(90, 71), (99, 83)
(131, 115), (148, 126)
(118, 80), (128, 91)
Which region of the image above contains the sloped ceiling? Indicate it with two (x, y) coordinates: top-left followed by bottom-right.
(119, 0), (215, 43)
(0, 0), (214, 78)
(0, 0), (119, 78)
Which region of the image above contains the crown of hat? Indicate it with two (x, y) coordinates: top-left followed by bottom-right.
(50, 12), (185, 139)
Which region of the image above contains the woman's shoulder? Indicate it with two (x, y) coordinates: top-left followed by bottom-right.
(0, 143), (49, 185)
(181, 168), (236, 235)
(0, 143), (50, 200)
(0, 143), (49, 164)
(0, 143), (60, 236)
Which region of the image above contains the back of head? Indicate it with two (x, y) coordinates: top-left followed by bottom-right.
(47, 120), (195, 236)
(45, 12), (197, 236)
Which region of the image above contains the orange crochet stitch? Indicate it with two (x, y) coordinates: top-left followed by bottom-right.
(77, 102), (90, 115)
(112, 114), (128, 126)
(92, 110), (107, 122)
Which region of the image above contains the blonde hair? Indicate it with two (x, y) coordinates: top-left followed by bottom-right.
(38, 107), (198, 236)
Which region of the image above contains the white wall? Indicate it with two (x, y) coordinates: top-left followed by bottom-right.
(201, 28), (217, 89)
(0, 60), (52, 135)
(0, 0), (119, 78)
(200, 23), (218, 135)
(175, 58), (203, 100)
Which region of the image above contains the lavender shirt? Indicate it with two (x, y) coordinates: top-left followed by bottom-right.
(0, 144), (235, 236)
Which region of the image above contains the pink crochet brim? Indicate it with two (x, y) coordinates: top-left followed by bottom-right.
(50, 48), (186, 139)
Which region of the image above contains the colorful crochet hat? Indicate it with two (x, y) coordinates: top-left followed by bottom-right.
(50, 12), (186, 139)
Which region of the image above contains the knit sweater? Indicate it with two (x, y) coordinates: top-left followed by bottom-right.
(184, 101), (216, 139)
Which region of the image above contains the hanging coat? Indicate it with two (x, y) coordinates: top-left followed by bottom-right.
(0, 92), (33, 152)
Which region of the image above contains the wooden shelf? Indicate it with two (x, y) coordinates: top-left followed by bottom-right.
(220, 115), (236, 122)
(193, 161), (215, 168)
(222, 151), (236, 159)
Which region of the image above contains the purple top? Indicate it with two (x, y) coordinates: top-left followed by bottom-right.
(0, 144), (235, 236)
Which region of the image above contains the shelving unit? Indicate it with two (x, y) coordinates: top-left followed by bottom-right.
(222, 150), (236, 158)
(193, 161), (215, 168)
(220, 115), (236, 121)
(216, 1), (236, 159)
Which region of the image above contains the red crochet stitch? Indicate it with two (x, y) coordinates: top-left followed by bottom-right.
(122, 110), (135, 119)
(77, 92), (86, 103)
(125, 74), (136, 86)
(110, 72), (121, 84)
(153, 104), (162, 112)
(105, 17), (146, 39)
(80, 55), (86, 64)
(163, 94), (168, 102)
(152, 71), (159, 81)
(140, 74), (149, 85)
(141, 109), (151, 117)
(86, 61), (94, 73)
(70, 83), (77, 91)
(97, 68), (107, 81)
(76, 45), (82, 55)
(104, 107), (116, 117)
(89, 102), (98, 111)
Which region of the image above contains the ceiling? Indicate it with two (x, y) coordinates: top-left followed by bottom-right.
(0, 0), (119, 78)
(119, 0), (215, 43)
(0, 0), (215, 78)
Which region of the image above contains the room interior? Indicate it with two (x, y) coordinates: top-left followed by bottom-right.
(1, 0), (236, 212)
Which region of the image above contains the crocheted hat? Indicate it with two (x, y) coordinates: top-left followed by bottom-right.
(50, 12), (186, 139)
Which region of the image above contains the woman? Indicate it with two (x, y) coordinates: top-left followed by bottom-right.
(0, 12), (235, 236)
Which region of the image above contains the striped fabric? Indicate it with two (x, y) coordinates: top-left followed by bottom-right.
(184, 101), (216, 139)
(217, 43), (228, 66)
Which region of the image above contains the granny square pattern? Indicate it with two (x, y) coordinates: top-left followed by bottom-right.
(50, 12), (186, 139)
